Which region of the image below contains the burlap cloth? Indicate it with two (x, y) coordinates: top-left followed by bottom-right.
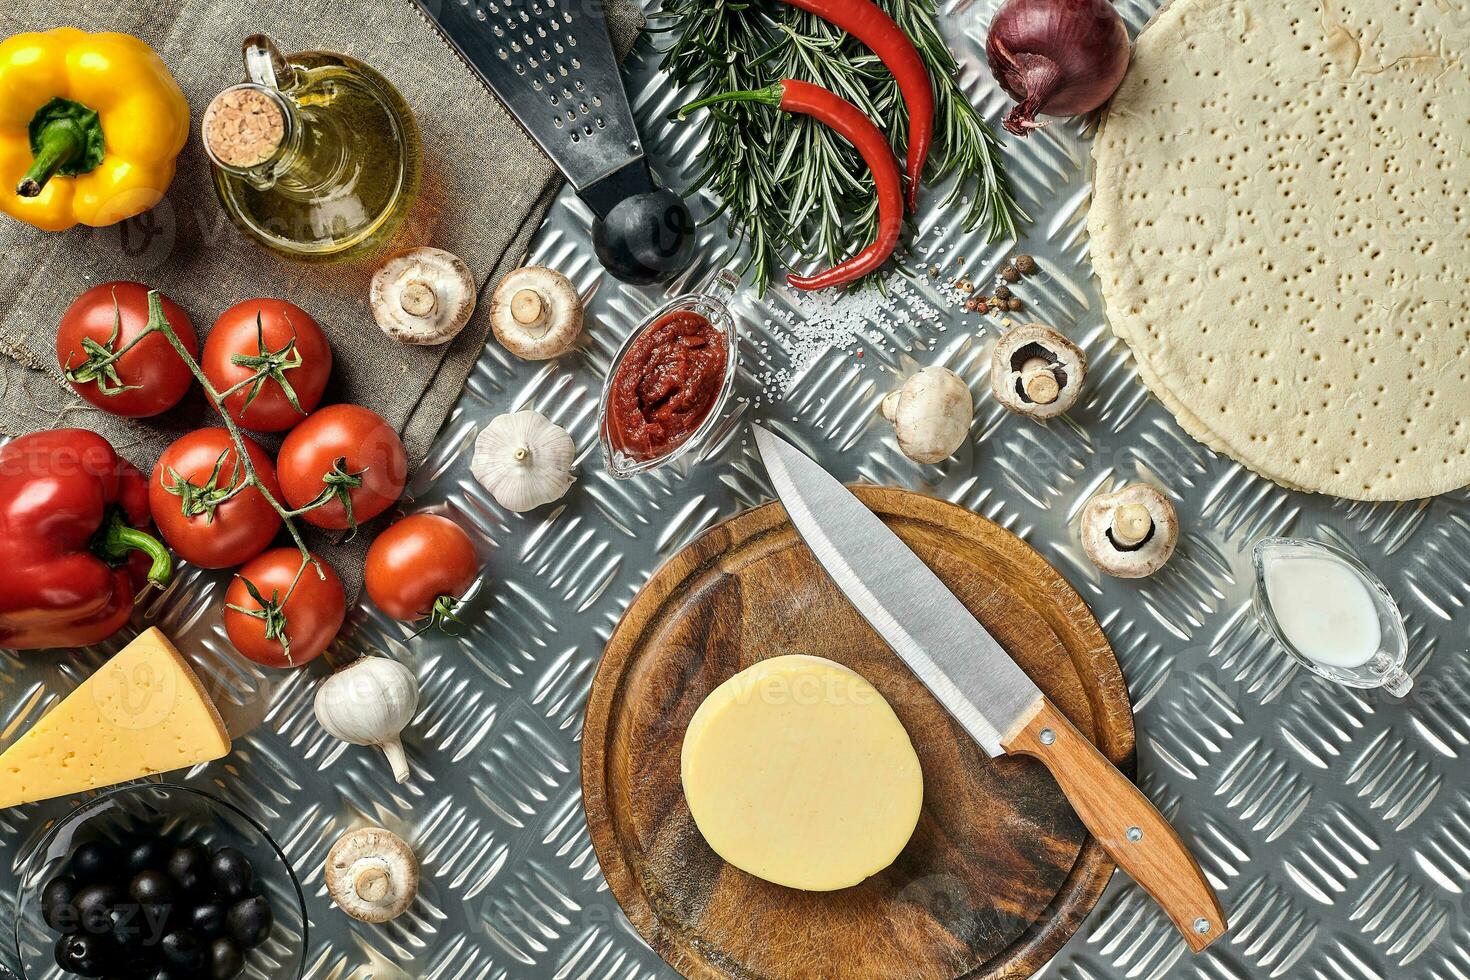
(0, 0), (641, 596)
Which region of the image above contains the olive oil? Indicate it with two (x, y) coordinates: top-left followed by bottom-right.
(204, 36), (421, 263)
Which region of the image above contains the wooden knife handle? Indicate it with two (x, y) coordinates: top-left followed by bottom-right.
(1003, 697), (1228, 952)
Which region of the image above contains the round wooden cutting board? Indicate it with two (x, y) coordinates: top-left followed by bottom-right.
(582, 487), (1134, 980)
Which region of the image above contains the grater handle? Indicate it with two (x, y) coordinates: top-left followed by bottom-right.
(589, 162), (695, 285)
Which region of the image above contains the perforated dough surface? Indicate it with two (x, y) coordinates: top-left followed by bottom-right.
(1089, 0), (1470, 499)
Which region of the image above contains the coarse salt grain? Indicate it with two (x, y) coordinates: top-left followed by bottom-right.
(752, 272), (959, 400)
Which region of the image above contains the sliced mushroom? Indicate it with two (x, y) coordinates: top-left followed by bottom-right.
(990, 323), (1086, 420)
(371, 248), (477, 346)
(880, 366), (973, 464)
(489, 266), (584, 360)
(1082, 484), (1179, 578)
(324, 827), (419, 924)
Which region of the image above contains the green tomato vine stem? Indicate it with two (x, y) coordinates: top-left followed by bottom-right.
(137, 290), (333, 662)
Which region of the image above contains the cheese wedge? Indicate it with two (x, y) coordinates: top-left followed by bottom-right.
(0, 628), (231, 808)
(680, 655), (923, 891)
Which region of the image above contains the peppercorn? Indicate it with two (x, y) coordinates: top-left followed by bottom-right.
(1007, 297), (1023, 312)
(1016, 254), (1038, 275)
(994, 284), (1013, 300)
(1001, 265), (1020, 283)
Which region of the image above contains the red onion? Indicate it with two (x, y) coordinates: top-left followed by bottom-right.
(986, 0), (1130, 137)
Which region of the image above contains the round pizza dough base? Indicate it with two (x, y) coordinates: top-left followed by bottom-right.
(1089, 0), (1470, 499)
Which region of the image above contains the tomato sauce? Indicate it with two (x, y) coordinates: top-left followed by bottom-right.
(607, 309), (728, 462)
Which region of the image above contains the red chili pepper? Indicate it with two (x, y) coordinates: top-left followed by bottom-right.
(680, 80), (904, 291)
(780, 0), (933, 210)
(0, 429), (172, 650)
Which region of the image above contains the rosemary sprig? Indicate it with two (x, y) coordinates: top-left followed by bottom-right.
(658, 0), (1024, 292)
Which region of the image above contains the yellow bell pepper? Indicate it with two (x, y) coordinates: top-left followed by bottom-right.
(0, 28), (189, 231)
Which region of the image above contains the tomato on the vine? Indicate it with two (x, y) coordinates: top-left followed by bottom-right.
(203, 299), (331, 433)
(149, 428), (283, 569)
(224, 548), (344, 668)
(365, 514), (479, 626)
(277, 405), (407, 531)
(57, 282), (198, 417)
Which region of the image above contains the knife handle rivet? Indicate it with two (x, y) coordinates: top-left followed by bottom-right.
(1039, 728), (1056, 745)
(1194, 918), (1212, 934)
(1126, 826), (1143, 842)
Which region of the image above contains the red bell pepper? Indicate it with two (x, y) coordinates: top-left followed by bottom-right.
(0, 429), (172, 650)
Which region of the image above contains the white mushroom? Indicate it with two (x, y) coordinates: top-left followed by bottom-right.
(325, 827), (419, 924)
(991, 323), (1086, 419)
(880, 366), (973, 464)
(472, 410), (575, 512)
(370, 248), (477, 346)
(1081, 484), (1179, 578)
(489, 266), (584, 360)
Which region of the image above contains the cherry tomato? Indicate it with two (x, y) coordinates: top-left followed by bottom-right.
(56, 282), (198, 417)
(365, 515), (479, 624)
(224, 548), (344, 668)
(203, 299), (332, 432)
(149, 429), (283, 569)
(277, 405), (407, 531)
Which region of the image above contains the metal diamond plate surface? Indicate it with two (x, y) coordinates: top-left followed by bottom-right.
(4, 0), (1469, 977)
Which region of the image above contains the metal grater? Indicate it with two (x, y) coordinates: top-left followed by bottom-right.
(412, 0), (694, 283)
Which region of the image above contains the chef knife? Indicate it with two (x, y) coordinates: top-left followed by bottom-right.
(753, 424), (1227, 952)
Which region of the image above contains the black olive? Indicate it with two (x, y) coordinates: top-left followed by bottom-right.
(73, 882), (122, 935)
(108, 905), (145, 950)
(113, 960), (174, 980)
(129, 869), (175, 906)
(125, 839), (171, 876)
(207, 847), (255, 902)
(68, 842), (116, 884)
(225, 896), (273, 948)
(208, 936), (246, 980)
(42, 875), (82, 934)
(135, 903), (175, 947)
(53, 932), (110, 977)
(158, 930), (206, 971)
(166, 844), (210, 898)
(189, 902), (227, 940)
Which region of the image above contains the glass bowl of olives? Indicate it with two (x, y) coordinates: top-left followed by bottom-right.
(11, 783), (306, 980)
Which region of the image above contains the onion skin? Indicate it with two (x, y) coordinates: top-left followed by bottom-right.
(986, 0), (1130, 137)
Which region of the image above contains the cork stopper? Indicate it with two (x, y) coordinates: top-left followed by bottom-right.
(203, 85), (286, 170)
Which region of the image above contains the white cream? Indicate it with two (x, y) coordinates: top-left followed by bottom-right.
(1263, 556), (1380, 669)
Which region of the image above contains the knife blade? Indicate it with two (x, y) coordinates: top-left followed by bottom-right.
(753, 424), (1227, 952)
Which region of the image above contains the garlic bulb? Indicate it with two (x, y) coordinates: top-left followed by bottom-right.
(472, 410), (575, 512)
(315, 657), (419, 784)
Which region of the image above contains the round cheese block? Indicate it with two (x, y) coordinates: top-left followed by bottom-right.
(679, 654), (923, 891)
(1089, 0), (1470, 500)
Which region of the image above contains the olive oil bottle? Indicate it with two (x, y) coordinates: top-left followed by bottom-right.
(203, 35), (421, 263)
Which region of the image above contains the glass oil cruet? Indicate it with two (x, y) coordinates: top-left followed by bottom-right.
(202, 34), (421, 262)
